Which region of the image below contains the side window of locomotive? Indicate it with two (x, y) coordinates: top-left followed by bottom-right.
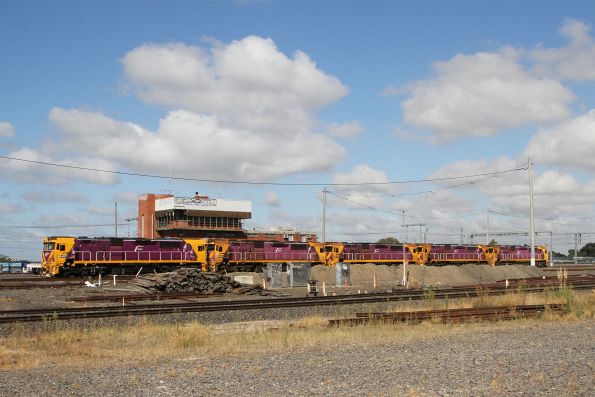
(197, 245), (204, 251)
(319, 248), (324, 253)
(217, 246), (223, 252)
(58, 244), (65, 251)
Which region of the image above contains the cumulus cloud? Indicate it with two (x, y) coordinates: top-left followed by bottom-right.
(525, 109), (595, 170)
(330, 164), (396, 208)
(0, 122), (14, 137)
(265, 191), (281, 207)
(326, 121), (363, 139)
(0, 202), (23, 215)
(40, 107), (344, 181)
(2, 146), (118, 185)
(399, 48), (574, 143)
(4, 36), (350, 185)
(531, 19), (595, 81)
(20, 189), (89, 204)
(121, 36), (348, 135)
(115, 191), (140, 205)
(430, 157), (595, 221)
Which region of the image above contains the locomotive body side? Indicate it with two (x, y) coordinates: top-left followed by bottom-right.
(342, 243), (413, 264)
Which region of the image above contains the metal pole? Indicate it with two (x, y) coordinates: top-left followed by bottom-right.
(550, 231), (553, 267)
(322, 188), (327, 244)
(574, 233), (578, 265)
(115, 202), (118, 238)
(401, 210), (407, 287)
(528, 157), (536, 267)
(486, 209), (490, 245)
(460, 228), (463, 245)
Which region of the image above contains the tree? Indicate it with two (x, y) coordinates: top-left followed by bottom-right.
(551, 251), (567, 258)
(578, 242), (595, 257)
(488, 239), (497, 246)
(377, 237), (400, 245)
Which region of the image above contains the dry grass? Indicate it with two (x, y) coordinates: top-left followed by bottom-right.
(1, 289), (593, 371)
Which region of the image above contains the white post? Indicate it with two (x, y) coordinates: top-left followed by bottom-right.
(115, 202), (118, 238)
(98, 273), (102, 286)
(528, 157), (536, 267)
(112, 275), (116, 286)
(401, 210), (407, 287)
(322, 281), (326, 296)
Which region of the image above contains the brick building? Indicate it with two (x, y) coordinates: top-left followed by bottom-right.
(138, 192), (317, 242)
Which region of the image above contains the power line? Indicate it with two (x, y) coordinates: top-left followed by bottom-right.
(328, 191), (484, 220)
(0, 154), (528, 187)
(489, 210), (594, 225)
(330, 170), (509, 198)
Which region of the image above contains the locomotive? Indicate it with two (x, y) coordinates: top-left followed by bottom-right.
(41, 236), (548, 276)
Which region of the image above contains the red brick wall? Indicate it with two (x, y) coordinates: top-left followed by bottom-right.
(137, 194), (172, 238)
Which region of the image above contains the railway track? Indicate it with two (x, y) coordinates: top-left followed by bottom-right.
(543, 265), (595, 272)
(0, 275), (136, 289)
(1, 278), (593, 325)
(329, 304), (567, 327)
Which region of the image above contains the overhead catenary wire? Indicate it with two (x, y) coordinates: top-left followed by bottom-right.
(327, 190), (484, 220)
(0, 154), (528, 187)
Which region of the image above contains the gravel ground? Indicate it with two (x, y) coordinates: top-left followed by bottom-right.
(0, 319), (592, 396)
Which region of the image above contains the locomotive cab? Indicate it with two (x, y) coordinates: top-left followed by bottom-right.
(406, 244), (430, 265)
(41, 236), (75, 276)
(309, 242), (344, 266)
(478, 244), (500, 266)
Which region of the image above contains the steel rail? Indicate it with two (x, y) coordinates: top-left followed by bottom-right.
(329, 304), (567, 326)
(1, 282), (594, 324)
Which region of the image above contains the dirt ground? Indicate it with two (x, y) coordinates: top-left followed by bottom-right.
(0, 263), (558, 311)
(311, 263), (546, 288)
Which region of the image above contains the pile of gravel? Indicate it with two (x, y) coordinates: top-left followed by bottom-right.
(130, 268), (278, 295)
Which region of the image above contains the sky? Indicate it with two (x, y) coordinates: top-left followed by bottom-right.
(1, 0), (595, 260)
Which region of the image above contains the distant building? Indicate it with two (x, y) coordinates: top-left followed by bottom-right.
(246, 227), (318, 243)
(138, 193), (252, 239)
(138, 193), (318, 242)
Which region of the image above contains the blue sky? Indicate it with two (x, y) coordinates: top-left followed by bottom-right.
(1, 0), (595, 260)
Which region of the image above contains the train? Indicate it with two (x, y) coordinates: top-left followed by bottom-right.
(41, 236), (549, 276)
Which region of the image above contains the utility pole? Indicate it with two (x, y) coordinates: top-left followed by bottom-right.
(115, 202), (118, 238)
(528, 157), (536, 267)
(400, 210), (407, 287)
(486, 209), (490, 245)
(549, 231), (554, 267)
(574, 233), (581, 265)
(322, 188), (327, 244)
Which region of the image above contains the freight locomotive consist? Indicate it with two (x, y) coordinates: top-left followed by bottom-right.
(41, 236), (549, 276)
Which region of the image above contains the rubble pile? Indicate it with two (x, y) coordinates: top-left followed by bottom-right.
(130, 268), (278, 296)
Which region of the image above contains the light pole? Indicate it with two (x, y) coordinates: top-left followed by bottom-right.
(528, 157), (536, 267)
(322, 187), (327, 244)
